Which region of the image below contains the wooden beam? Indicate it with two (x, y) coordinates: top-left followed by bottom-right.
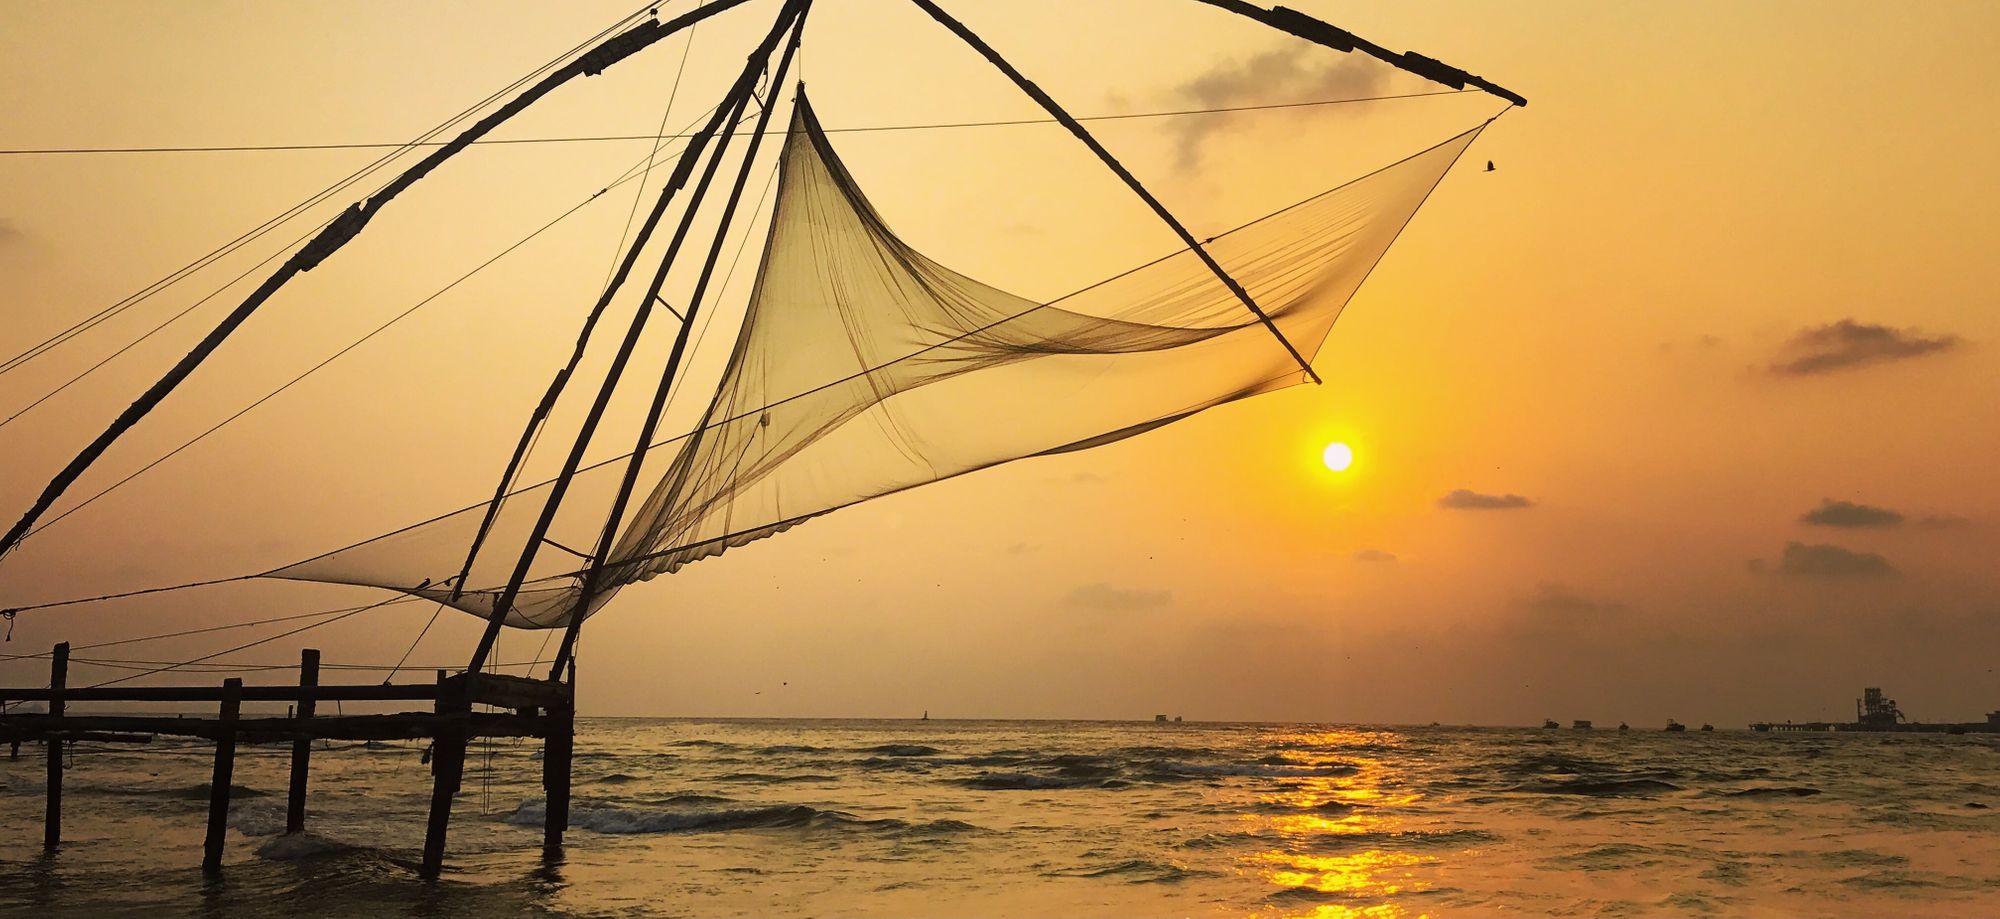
(907, 0), (1321, 385)
(44, 641), (66, 851)
(286, 649), (319, 834)
(0, 682), (442, 704)
(203, 677), (242, 873)
(1, 711), (550, 744)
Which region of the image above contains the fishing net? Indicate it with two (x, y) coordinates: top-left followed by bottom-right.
(269, 92), (1483, 628)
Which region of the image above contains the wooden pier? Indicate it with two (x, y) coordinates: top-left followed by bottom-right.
(0, 642), (574, 877)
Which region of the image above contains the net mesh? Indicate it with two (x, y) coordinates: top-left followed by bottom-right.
(269, 92), (1482, 628)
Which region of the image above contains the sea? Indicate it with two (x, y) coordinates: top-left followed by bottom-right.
(2, 719), (1997, 917)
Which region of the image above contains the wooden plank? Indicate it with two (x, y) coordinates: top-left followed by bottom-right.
(286, 649), (319, 834)
(0, 711), (549, 743)
(0, 682), (441, 704)
(203, 678), (242, 873)
(453, 672), (570, 711)
(44, 642), (67, 851)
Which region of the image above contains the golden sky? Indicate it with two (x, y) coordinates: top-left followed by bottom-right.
(2, 0), (1997, 725)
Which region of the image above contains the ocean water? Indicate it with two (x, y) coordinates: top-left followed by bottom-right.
(2, 719), (1997, 917)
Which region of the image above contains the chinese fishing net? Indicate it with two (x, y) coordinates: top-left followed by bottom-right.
(268, 92), (1484, 628)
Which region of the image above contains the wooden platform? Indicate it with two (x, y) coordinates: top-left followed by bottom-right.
(0, 643), (576, 877)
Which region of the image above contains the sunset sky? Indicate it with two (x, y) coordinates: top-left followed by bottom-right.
(2, 0), (1996, 726)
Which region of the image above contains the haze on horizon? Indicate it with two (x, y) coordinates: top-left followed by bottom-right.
(1, 0), (1996, 728)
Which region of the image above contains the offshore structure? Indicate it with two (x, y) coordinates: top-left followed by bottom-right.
(0, 0), (1521, 877)
(1751, 687), (2000, 734)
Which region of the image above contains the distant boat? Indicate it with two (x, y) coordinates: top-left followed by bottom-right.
(1699, 723), (1715, 732)
(1664, 719), (1686, 732)
(1617, 722), (1630, 733)
(1172, 715), (1183, 723)
(1572, 720), (1592, 730)
(1154, 714), (1168, 722)
(1542, 719), (1560, 729)
(920, 710), (929, 721)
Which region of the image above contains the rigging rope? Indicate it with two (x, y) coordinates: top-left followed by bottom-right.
(9, 106), (745, 545)
(0, 91), (1470, 157)
(0, 2), (665, 380)
(82, 594), (410, 689)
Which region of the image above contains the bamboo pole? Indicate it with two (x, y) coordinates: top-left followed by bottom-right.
(907, 0), (1320, 385)
(467, 0), (810, 675)
(0, 0), (758, 563)
(553, 0), (813, 681)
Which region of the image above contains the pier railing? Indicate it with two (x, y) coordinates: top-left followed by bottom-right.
(0, 642), (574, 877)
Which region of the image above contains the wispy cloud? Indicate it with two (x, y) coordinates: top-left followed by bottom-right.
(1516, 582), (1624, 617)
(1800, 499), (1904, 529)
(1065, 582), (1171, 612)
(1438, 489), (1533, 510)
(1165, 45), (1388, 169)
(1769, 319), (1960, 376)
(1352, 549), (1397, 563)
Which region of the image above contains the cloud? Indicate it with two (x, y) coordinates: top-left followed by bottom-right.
(1516, 582), (1625, 617)
(1799, 499), (1904, 529)
(1768, 541), (1896, 578)
(1769, 319), (1960, 376)
(1351, 549), (1397, 563)
(1438, 489), (1534, 510)
(0, 218), (19, 245)
(1914, 515), (1971, 529)
(1065, 582), (1171, 612)
(1165, 46), (1388, 169)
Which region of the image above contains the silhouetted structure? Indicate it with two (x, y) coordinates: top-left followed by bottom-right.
(1750, 686), (1997, 733)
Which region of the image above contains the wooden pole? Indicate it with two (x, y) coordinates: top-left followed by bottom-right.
(420, 670), (468, 879)
(0, 0), (760, 562)
(466, 0), (809, 675)
(43, 641), (67, 851)
(286, 648), (319, 834)
(203, 677), (242, 873)
(906, 0), (1320, 384)
(542, 671), (575, 852)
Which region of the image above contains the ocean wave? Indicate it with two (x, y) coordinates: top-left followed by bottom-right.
(1521, 778), (1682, 796)
(1044, 859), (1205, 884)
(957, 771), (1126, 790)
(1718, 786), (1821, 799)
(715, 772), (837, 784)
(254, 832), (357, 860)
(758, 744), (826, 754)
(861, 744), (940, 757)
(1145, 761), (1358, 779)
(597, 773), (642, 784)
(505, 799), (980, 838)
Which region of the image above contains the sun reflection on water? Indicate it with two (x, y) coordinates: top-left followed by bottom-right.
(1245, 729), (1436, 919)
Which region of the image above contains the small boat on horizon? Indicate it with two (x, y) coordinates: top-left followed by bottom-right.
(1665, 719), (1686, 732)
(1572, 720), (1592, 730)
(1700, 723), (1715, 732)
(1617, 722), (1630, 732)
(1542, 719), (1560, 729)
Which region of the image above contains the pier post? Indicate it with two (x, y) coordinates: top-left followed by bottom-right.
(286, 649), (319, 834)
(542, 682), (574, 853)
(420, 670), (468, 879)
(43, 641), (68, 851)
(203, 677), (242, 873)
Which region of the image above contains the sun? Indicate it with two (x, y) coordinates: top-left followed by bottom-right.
(1321, 441), (1354, 473)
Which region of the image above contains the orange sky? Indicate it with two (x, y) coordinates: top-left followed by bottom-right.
(2, 0), (1997, 725)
